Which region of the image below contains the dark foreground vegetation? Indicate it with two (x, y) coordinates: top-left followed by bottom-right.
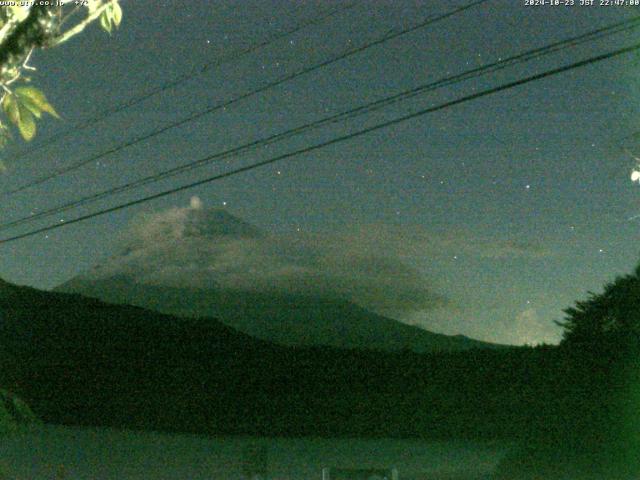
(495, 264), (640, 479)
(0, 276), (558, 438)
(0, 277), (554, 439)
(1, 261), (640, 478)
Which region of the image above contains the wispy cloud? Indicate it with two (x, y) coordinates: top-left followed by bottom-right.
(94, 204), (448, 316)
(298, 225), (552, 261)
(426, 230), (553, 259)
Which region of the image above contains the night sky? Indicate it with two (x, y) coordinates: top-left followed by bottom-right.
(0, 0), (638, 345)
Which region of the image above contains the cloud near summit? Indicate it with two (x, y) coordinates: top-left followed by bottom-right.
(98, 201), (448, 316)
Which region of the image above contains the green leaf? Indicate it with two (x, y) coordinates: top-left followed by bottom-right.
(18, 97), (42, 119)
(0, 122), (12, 147)
(16, 104), (36, 141)
(112, 1), (122, 28)
(100, 9), (112, 33)
(2, 94), (20, 127)
(2, 93), (38, 141)
(14, 87), (59, 119)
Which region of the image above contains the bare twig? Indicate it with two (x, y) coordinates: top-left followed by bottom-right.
(21, 46), (35, 71)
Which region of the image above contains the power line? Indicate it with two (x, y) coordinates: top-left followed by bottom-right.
(2, 16), (638, 232)
(0, 0), (489, 197)
(334, 14), (640, 122)
(1, 39), (637, 245)
(3, 1), (360, 165)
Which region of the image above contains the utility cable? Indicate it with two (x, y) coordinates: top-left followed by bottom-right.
(2, 16), (637, 232)
(1, 39), (637, 244)
(0, 0), (489, 197)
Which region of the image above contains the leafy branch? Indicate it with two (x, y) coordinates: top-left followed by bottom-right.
(0, 1), (123, 167)
(51, 0), (122, 47)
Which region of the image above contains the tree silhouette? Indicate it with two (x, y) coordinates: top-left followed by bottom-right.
(557, 263), (640, 353)
(496, 263), (640, 479)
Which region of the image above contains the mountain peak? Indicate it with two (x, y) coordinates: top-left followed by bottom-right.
(121, 199), (262, 251)
(182, 206), (262, 240)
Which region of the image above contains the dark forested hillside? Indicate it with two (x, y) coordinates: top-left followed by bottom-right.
(1, 278), (560, 439)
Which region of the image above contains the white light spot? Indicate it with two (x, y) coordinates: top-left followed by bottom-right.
(631, 170), (640, 183)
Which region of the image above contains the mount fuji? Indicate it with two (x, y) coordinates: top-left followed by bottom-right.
(56, 198), (500, 353)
